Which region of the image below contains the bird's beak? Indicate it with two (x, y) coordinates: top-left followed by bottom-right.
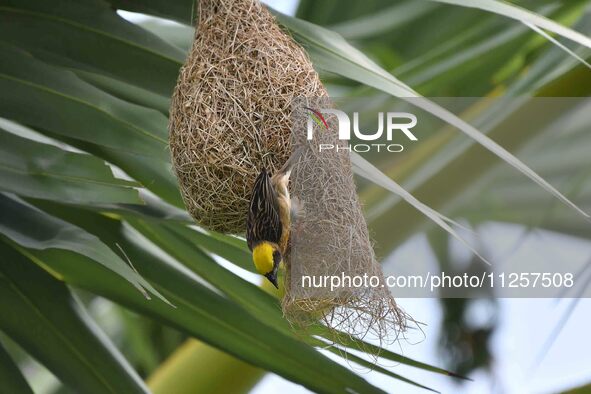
(265, 271), (279, 289)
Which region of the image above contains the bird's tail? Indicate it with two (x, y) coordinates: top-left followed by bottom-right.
(271, 145), (305, 197)
(276, 145), (306, 179)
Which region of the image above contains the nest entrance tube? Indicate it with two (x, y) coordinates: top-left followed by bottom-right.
(168, 0), (409, 345)
(283, 98), (407, 343)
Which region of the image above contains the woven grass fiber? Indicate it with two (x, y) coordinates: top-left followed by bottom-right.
(169, 0), (409, 343)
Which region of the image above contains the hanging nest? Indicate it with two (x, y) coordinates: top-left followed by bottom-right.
(282, 98), (409, 343)
(169, 0), (324, 234)
(169, 0), (408, 344)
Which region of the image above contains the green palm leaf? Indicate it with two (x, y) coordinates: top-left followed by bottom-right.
(0, 343), (34, 394)
(0, 126), (141, 204)
(0, 194), (167, 302)
(22, 201), (389, 394)
(0, 0), (184, 95)
(0, 242), (149, 394)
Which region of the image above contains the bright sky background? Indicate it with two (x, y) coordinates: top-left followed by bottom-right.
(263, 0), (299, 15)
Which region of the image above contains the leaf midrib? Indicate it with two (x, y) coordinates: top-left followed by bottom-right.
(0, 162), (139, 189)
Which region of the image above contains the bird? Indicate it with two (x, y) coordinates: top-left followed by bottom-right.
(246, 148), (303, 288)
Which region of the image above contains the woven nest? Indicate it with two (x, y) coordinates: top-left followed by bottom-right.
(169, 0), (324, 233)
(169, 0), (408, 344)
(283, 98), (409, 343)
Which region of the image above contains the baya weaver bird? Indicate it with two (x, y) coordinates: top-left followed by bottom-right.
(247, 148), (303, 288)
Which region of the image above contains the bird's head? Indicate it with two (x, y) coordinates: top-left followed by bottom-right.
(252, 241), (282, 288)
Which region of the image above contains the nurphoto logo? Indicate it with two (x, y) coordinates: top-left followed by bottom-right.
(305, 107), (418, 153)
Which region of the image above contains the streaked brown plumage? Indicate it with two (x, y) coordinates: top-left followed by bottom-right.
(246, 149), (301, 288)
